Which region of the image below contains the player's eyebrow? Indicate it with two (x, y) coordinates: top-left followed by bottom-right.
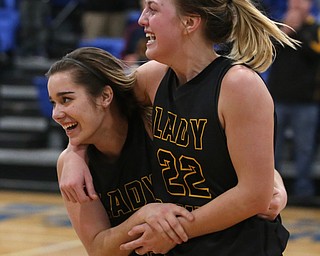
(49, 91), (75, 100)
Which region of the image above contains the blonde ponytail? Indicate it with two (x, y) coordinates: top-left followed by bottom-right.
(229, 0), (299, 72)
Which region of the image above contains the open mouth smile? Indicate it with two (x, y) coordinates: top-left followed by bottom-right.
(63, 122), (78, 132)
(146, 33), (156, 44)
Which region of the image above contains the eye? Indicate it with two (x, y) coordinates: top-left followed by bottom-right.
(49, 100), (56, 107)
(62, 97), (72, 104)
(146, 3), (156, 15)
(149, 6), (156, 14)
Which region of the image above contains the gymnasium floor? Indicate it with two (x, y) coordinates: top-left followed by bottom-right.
(0, 190), (319, 256)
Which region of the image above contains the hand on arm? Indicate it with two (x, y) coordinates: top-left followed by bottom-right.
(64, 199), (134, 256)
(58, 151), (194, 255)
(58, 143), (98, 203)
(121, 223), (176, 255)
(68, 201), (192, 255)
(58, 152), (132, 255)
(120, 203), (194, 254)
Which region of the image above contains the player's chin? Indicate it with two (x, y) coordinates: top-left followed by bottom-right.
(257, 213), (276, 221)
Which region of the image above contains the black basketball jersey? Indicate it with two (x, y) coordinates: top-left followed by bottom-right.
(88, 114), (156, 226)
(87, 113), (170, 256)
(151, 56), (289, 255)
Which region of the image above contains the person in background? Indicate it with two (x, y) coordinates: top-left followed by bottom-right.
(81, 0), (129, 39)
(122, 23), (148, 68)
(17, 0), (49, 58)
(122, 0), (148, 68)
(267, 0), (320, 202)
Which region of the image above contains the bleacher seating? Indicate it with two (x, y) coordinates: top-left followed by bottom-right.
(0, 8), (19, 53)
(33, 76), (52, 118)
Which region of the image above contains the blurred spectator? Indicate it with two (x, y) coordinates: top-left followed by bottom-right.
(260, 0), (319, 21)
(260, 0), (287, 21)
(122, 0), (147, 68)
(17, 0), (50, 57)
(122, 32), (147, 68)
(81, 0), (133, 39)
(267, 0), (320, 199)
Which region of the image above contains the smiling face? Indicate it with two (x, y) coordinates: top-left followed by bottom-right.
(48, 71), (106, 146)
(138, 0), (186, 64)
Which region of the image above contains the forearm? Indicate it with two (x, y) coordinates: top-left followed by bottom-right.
(180, 184), (272, 239)
(58, 143), (98, 202)
(58, 154), (135, 255)
(90, 220), (140, 256)
(117, 203), (195, 254)
(65, 199), (146, 256)
(91, 207), (153, 255)
(82, 223), (134, 256)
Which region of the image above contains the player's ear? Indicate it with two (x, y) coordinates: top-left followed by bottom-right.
(101, 85), (113, 108)
(181, 15), (201, 34)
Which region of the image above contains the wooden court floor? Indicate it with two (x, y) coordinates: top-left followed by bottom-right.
(0, 190), (319, 256)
